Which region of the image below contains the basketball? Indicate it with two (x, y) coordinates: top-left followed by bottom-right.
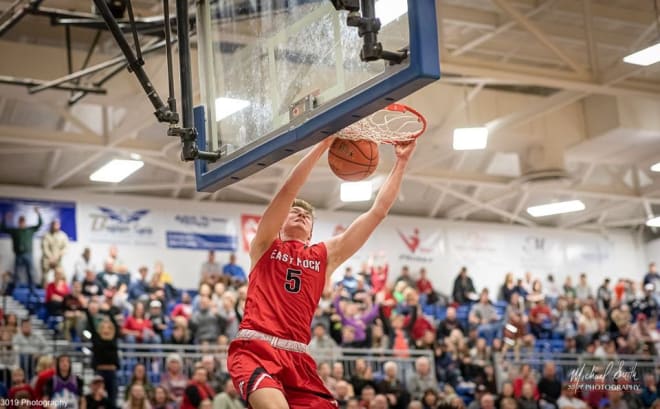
(328, 138), (379, 181)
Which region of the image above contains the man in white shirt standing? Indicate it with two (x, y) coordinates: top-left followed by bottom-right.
(73, 247), (94, 283)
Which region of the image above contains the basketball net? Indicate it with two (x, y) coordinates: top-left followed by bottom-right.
(334, 103), (427, 144)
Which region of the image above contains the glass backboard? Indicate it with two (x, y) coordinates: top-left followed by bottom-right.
(194, 0), (440, 191)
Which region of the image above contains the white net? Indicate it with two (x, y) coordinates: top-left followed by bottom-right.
(334, 104), (426, 144)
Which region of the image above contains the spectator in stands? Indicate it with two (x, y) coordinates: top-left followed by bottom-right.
(370, 394), (388, 409)
(30, 355), (54, 400)
(421, 389), (440, 409)
(340, 267), (359, 295)
(369, 254), (388, 295)
(631, 283), (659, 318)
(563, 277), (576, 299)
(529, 299), (552, 339)
(217, 292), (238, 340)
(552, 297), (576, 339)
(43, 354), (84, 409)
(350, 358), (375, 398)
(125, 363), (155, 402)
(499, 273), (517, 304)
(407, 356), (438, 401)
(556, 384), (585, 409)
(318, 362), (337, 396)
(376, 361), (410, 409)
(153, 386), (176, 409)
(453, 267), (476, 304)
(596, 278), (612, 312)
(517, 383), (539, 409)
(1, 207), (41, 294)
(537, 362), (561, 409)
(62, 281), (87, 341)
(193, 283), (213, 311)
(359, 384), (376, 409)
(395, 266), (415, 289)
(336, 380), (354, 407)
(437, 307), (464, 340)
(190, 295), (226, 344)
(513, 365), (539, 399)
(168, 318), (191, 344)
(606, 389), (629, 409)
(545, 275), (560, 301)
(334, 287), (380, 347)
(213, 378), (244, 409)
(130, 266), (151, 301)
(182, 366), (215, 409)
(469, 387), (489, 409)
(85, 305), (120, 406)
(86, 375), (112, 409)
(201, 251), (222, 286)
(160, 353), (187, 404)
(98, 258), (120, 290)
(125, 383), (152, 409)
(45, 267), (70, 316)
(201, 355), (224, 393)
(82, 269), (103, 297)
(148, 300), (168, 340)
(13, 318), (47, 376)
(8, 367), (34, 409)
(496, 382), (516, 409)
(434, 340), (460, 387)
(332, 362), (349, 384)
(575, 274), (592, 304)
(73, 247), (94, 283)
(309, 323), (338, 357)
(470, 337), (492, 368)
(171, 292), (193, 322)
(123, 301), (159, 343)
(222, 254), (246, 284)
(469, 290), (500, 340)
(577, 305), (599, 338)
(3, 312), (18, 336)
(527, 280), (545, 304)
(41, 219), (68, 284)
(640, 374), (658, 407)
(481, 394), (497, 409)
(500, 398), (518, 409)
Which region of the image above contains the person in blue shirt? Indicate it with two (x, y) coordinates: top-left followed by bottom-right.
(222, 253), (246, 284)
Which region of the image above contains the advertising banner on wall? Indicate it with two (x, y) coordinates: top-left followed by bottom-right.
(166, 214), (238, 251)
(81, 205), (158, 246)
(0, 197), (77, 240)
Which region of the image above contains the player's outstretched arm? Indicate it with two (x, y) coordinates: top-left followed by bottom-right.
(325, 141), (416, 275)
(250, 137), (335, 262)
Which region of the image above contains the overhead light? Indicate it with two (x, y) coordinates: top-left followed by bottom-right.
(215, 97), (250, 121)
(340, 181), (372, 202)
(651, 162), (660, 172)
(526, 200), (586, 218)
(375, 0), (407, 26)
(453, 127), (488, 150)
(647, 216), (660, 227)
(130, 153), (142, 160)
(623, 42), (660, 66)
(90, 159), (144, 183)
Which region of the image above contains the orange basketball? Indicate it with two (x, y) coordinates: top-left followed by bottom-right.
(328, 138), (379, 181)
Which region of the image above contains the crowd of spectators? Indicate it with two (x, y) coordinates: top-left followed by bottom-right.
(0, 209), (659, 409)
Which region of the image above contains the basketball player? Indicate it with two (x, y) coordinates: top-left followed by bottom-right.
(227, 136), (417, 409)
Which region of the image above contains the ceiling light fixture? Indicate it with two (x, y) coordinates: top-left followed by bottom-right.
(526, 200), (586, 218)
(340, 181), (372, 202)
(453, 127), (489, 150)
(651, 162), (660, 172)
(647, 216), (660, 227)
(90, 159), (144, 183)
(215, 97), (250, 121)
(623, 0), (660, 66)
(375, 0), (407, 26)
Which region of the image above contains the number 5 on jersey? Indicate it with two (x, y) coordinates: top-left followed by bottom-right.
(285, 269), (302, 293)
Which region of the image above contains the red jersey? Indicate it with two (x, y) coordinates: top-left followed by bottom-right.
(240, 239), (327, 344)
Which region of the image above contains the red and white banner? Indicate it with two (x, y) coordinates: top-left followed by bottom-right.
(241, 214), (261, 251)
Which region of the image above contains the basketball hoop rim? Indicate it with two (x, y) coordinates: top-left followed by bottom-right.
(334, 102), (427, 145)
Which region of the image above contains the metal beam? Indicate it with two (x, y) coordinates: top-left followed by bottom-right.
(424, 182), (536, 226)
(509, 190), (529, 223)
(42, 149), (62, 187)
(447, 191), (518, 220)
(582, 0), (599, 80)
(491, 0), (587, 75)
(451, 0), (556, 57)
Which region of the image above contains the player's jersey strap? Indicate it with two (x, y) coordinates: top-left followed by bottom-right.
(240, 239), (328, 344)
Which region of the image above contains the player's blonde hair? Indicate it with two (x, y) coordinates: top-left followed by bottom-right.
(292, 198), (315, 219)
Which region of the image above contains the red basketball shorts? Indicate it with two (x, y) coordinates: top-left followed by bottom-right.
(228, 339), (337, 409)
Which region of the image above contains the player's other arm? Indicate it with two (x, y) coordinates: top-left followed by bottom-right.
(249, 138), (335, 263)
(325, 141), (416, 275)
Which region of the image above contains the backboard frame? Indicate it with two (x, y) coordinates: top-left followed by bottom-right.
(194, 0), (440, 192)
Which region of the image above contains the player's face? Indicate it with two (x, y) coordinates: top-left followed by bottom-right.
(283, 206), (313, 241)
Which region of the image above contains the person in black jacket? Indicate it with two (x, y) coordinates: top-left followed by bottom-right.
(537, 363), (561, 409)
(452, 267), (476, 305)
(85, 306), (119, 409)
